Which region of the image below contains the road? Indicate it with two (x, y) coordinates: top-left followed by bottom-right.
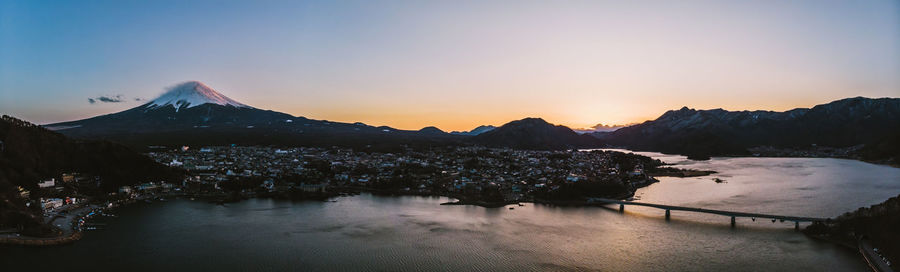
(859, 238), (895, 272)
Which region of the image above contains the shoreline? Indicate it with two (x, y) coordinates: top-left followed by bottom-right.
(804, 233), (896, 272)
(607, 147), (899, 169)
(0, 205), (102, 247)
(0, 187), (637, 244)
(4, 189), (873, 262)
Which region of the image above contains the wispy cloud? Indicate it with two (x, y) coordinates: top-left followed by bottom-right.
(87, 95), (125, 104)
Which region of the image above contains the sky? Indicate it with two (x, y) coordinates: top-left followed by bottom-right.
(1, 0), (898, 131)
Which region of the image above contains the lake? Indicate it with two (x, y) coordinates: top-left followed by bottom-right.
(4, 151), (899, 271)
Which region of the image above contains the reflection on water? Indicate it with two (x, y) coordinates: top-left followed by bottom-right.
(5, 152), (899, 271)
(606, 149), (900, 218)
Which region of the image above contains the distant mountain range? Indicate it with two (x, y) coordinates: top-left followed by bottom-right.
(573, 123), (632, 134)
(44, 81), (596, 151)
(40, 81), (900, 160)
(597, 97), (900, 162)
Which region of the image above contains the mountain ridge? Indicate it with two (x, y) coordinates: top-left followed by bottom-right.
(598, 96), (900, 162)
(43, 82), (900, 157)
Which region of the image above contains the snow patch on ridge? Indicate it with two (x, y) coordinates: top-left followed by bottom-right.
(44, 125), (82, 131)
(147, 81), (252, 111)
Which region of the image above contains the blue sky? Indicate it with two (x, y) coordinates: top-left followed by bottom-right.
(1, 0), (898, 130)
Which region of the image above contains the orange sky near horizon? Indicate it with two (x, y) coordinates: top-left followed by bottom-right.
(264, 93), (857, 131)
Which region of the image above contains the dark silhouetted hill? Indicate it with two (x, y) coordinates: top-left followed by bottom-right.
(0, 115), (183, 233)
(472, 118), (603, 150)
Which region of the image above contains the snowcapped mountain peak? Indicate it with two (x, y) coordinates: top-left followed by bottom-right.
(147, 81), (251, 111)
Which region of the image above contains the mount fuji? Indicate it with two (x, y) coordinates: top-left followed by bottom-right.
(146, 81), (252, 111)
(45, 81), (461, 149)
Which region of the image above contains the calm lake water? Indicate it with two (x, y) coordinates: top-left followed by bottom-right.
(4, 152), (900, 271)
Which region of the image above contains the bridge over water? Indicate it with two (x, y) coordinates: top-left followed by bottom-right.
(589, 198), (829, 230)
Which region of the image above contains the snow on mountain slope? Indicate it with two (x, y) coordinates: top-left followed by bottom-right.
(450, 125), (496, 135)
(147, 81), (252, 111)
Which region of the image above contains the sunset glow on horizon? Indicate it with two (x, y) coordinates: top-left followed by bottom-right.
(1, 0), (898, 131)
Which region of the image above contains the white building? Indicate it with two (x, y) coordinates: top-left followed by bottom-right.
(41, 198), (63, 211)
(38, 178), (56, 188)
(169, 159), (183, 167)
